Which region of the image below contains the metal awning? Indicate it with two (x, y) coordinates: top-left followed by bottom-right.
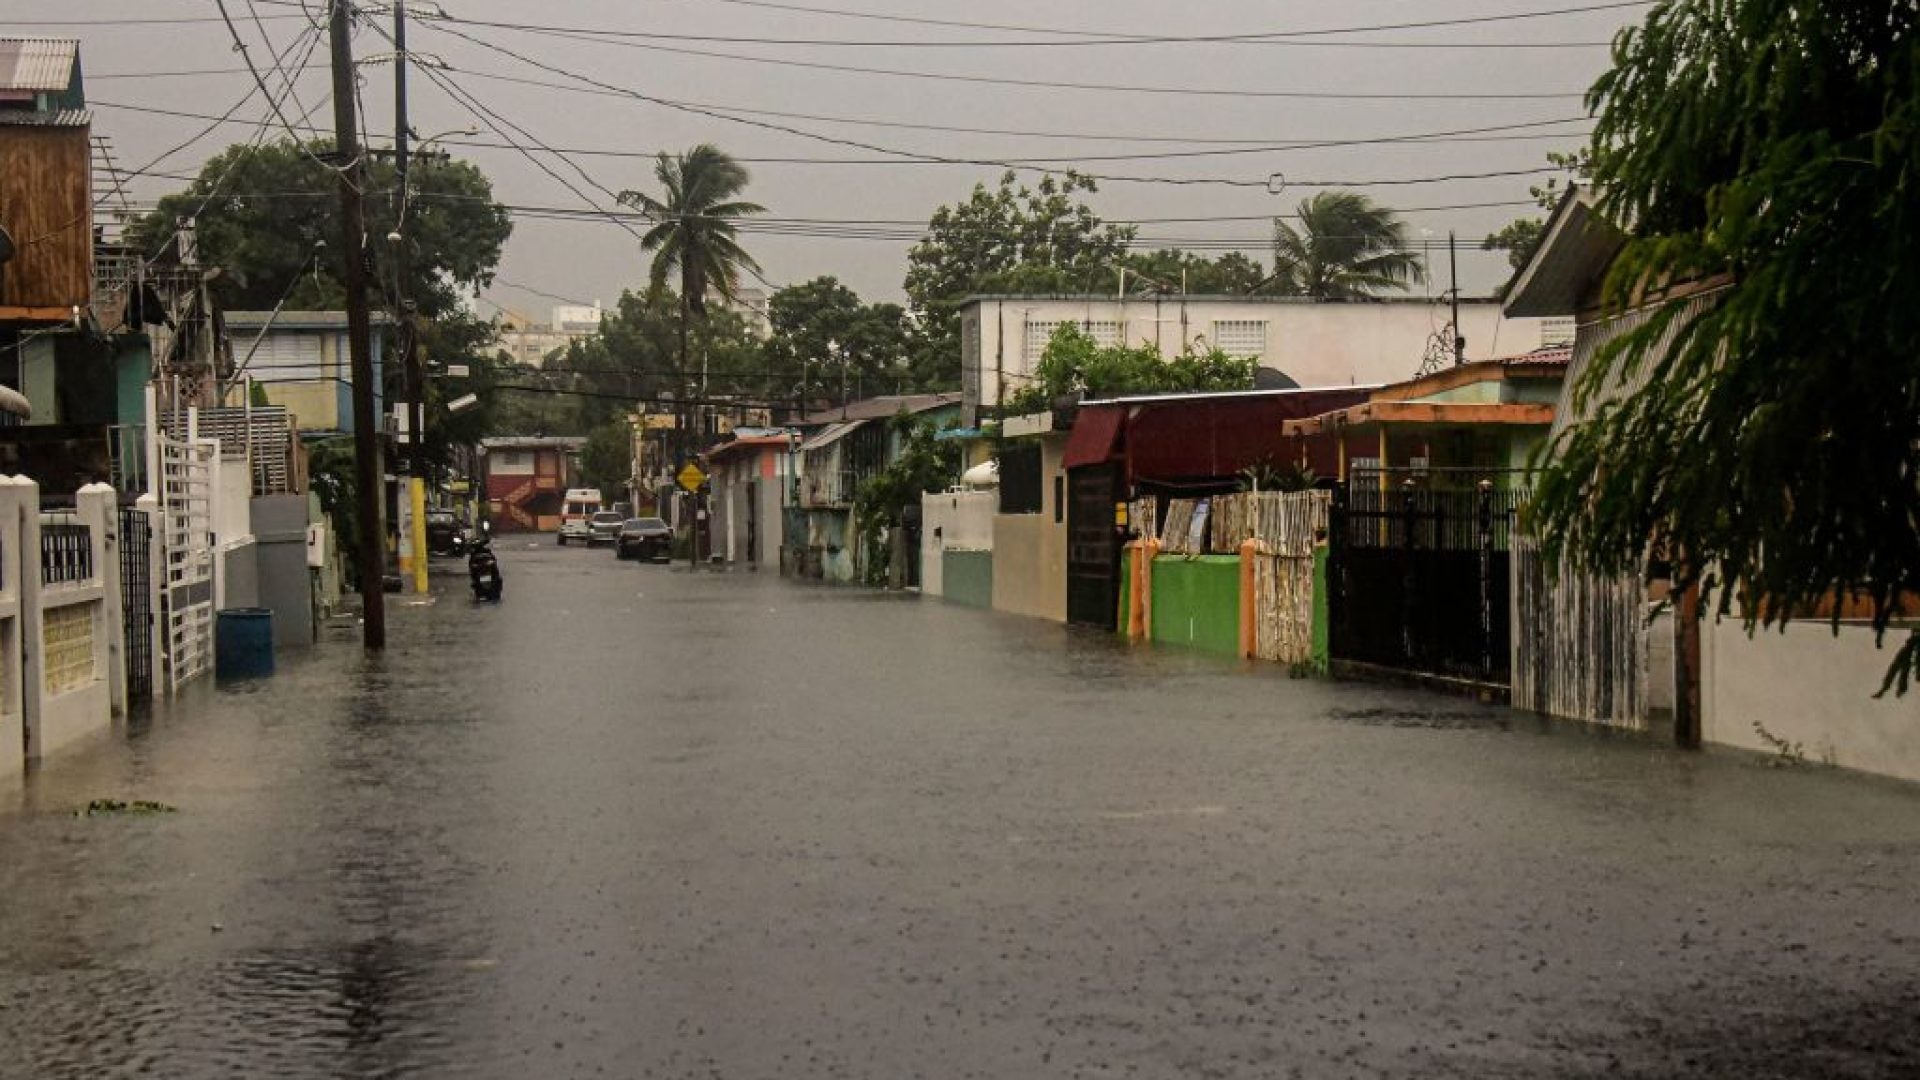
(798, 419), (866, 454)
(1062, 404), (1125, 469)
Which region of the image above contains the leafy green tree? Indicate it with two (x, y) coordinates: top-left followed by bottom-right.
(1531, 0), (1920, 692)
(620, 145), (765, 447)
(904, 172), (1137, 386)
(1006, 324), (1257, 412)
(487, 289), (763, 437)
(1122, 249), (1271, 294)
(578, 419), (634, 504)
(853, 413), (961, 585)
(128, 139), (511, 319)
(1269, 191), (1425, 299)
(1482, 219), (1546, 276)
(1484, 151), (1593, 293)
(764, 276), (919, 405)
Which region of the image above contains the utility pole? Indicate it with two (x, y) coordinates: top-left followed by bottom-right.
(392, 0), (428, 594)
(1449, 230), (1464, 367)
(328, 0), (386, 649)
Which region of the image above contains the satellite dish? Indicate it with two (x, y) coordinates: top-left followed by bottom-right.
(0, 224), (16, 265)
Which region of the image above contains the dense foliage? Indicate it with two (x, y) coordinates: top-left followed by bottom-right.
(1531, 0), (1920, 692)
(620, 145), (766, 316)
(129, 139), (511, 319)
(763, 277), (920, 405)
(852, 414), (961, 584)
(1268, 192), (1424, 299)
(1005, 324), (1257, 413)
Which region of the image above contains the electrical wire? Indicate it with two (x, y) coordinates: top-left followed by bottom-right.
(420, 21), (1591, 102)
(611, 0), (1650, 41)
(88, 95), (1593, 155)
(211, 0), (350, 180)
(421, 22), (1578, 189)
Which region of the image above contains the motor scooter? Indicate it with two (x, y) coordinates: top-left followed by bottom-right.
(468, 521), (503, 601)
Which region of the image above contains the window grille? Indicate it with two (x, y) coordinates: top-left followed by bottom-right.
(1211, 320), (1268, 358)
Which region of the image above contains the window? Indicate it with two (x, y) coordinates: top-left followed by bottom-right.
(492, 450), (530, 472)
(1023, 319), (1063, 360)
(249, 333), (323, 377)
(1211, 319), (1268, 358)
(1081, 320), (1124, 347)
(999, 442), (1043, 515)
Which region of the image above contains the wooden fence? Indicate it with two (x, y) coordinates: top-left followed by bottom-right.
(1511, 536), (1648, 728)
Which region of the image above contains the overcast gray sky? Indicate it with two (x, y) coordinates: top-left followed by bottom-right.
(33, 0), (1646, 320)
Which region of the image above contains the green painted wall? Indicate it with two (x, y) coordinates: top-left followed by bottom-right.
(115, 338), (152, 428)
(1149, 555), (1242, 657)
(1311, 547), (1330, 671)
(943, 549), (995, 609)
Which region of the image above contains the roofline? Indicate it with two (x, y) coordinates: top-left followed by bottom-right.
(1079, 384), (1385, 407)
(958, 293), (1508, 307)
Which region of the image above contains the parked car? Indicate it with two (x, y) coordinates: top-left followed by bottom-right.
(615, 517), (672, 562)
(425, 510), (467, 556)
(587, 511), (625, 546)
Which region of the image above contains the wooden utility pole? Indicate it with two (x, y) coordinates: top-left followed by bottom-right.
(328, 0), (386, 648)
(392, 0), (428, 594)
(1449, 231), (1464, 367)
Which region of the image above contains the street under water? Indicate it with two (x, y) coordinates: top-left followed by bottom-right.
(2, 543), (1917, 1078)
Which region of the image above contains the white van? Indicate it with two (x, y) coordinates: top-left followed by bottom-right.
(558, 488), (602, 545)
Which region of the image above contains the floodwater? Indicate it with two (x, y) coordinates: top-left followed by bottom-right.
(2, 542), (1918, 1079)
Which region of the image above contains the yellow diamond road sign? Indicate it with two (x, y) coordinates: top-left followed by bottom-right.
(677, 461), (707, 492)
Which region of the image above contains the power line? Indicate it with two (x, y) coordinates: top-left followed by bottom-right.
(89, 94), (1593, 155)
(422, 22), (1578, 189)
(644, 0), (1648, 40)
(419, 20), (1591, 101)
(407, 8), (1623, 49)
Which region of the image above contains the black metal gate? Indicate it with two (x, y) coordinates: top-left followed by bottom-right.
(1328, 482), (1518, 683)
(118, 506), (155, 702)
(1066, 464), (1124, 629)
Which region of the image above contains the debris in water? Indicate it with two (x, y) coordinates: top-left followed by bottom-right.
(78, 799), (177, 817)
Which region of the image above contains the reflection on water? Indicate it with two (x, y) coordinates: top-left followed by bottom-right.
(0, 550), (1917, 1078)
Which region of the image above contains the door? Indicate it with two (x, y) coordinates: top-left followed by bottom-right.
(1066, 464), (1124, 629)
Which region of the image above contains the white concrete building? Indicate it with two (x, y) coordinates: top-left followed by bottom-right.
(957, 294), (1547, 420)
(493, 303), (603, 368)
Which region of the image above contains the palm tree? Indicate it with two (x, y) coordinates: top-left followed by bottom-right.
(618, 145), (766, 433)
(1267, 191), (1425, 299)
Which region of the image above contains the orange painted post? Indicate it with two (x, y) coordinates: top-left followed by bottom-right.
(1238, 537), (1258, 660)
(1139, 539), (1160, 643)
(1125, 541), (1145, 641)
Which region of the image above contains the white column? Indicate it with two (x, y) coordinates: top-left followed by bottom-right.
(0, 476), (29, 782)
(137, 492), (165, 699)
(78, 484), (126, 718)
(15, 476), (44, 761)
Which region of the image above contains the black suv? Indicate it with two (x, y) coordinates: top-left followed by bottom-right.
(615, 517), (672, 562)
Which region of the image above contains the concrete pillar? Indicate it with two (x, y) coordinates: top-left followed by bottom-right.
(0, 476), (30, 783)
(136, 493), (165, 698)
(15, 477), (44, 761)
(77, 484), (126, 718)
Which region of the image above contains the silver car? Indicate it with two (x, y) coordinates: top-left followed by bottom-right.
(586, 511), (625, 546)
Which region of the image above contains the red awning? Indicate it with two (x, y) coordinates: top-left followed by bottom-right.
(1062, 404), (1126, 469)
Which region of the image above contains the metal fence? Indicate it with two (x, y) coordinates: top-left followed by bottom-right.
(1328, 483), (1524, 684)
(39, 515), (95, 586)
(119, 506), (155, 701)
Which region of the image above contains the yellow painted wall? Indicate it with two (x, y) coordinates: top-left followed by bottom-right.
(990, 513), (1066, 622)
(261, 381), (339, 430)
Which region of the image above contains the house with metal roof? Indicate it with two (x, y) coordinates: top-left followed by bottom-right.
(788, 393), (961, 584)
(227, 311), (392, 436)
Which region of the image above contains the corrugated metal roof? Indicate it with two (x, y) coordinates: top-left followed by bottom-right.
(799, 420), (865, 454)
(0, 39), (78, 93)
(0, 107), (87, 127)
(794, 392), (960, 425)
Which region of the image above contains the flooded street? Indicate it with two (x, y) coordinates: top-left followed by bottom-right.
(3, 543), (1918, 1079)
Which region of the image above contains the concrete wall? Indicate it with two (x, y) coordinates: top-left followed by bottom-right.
(942, 549), (995, 609)
(261, 381), (340, 431)
(1702, 619), (1920, 782)
(20, 484), (122, 765)
(920, 489), (997, 598)
(991, 514), (1066, 622)
(963, 297), (1546, 411)
(1147, 556), (1244, 657)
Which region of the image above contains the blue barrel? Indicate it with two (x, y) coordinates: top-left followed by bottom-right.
(215, 608), (275, 680)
